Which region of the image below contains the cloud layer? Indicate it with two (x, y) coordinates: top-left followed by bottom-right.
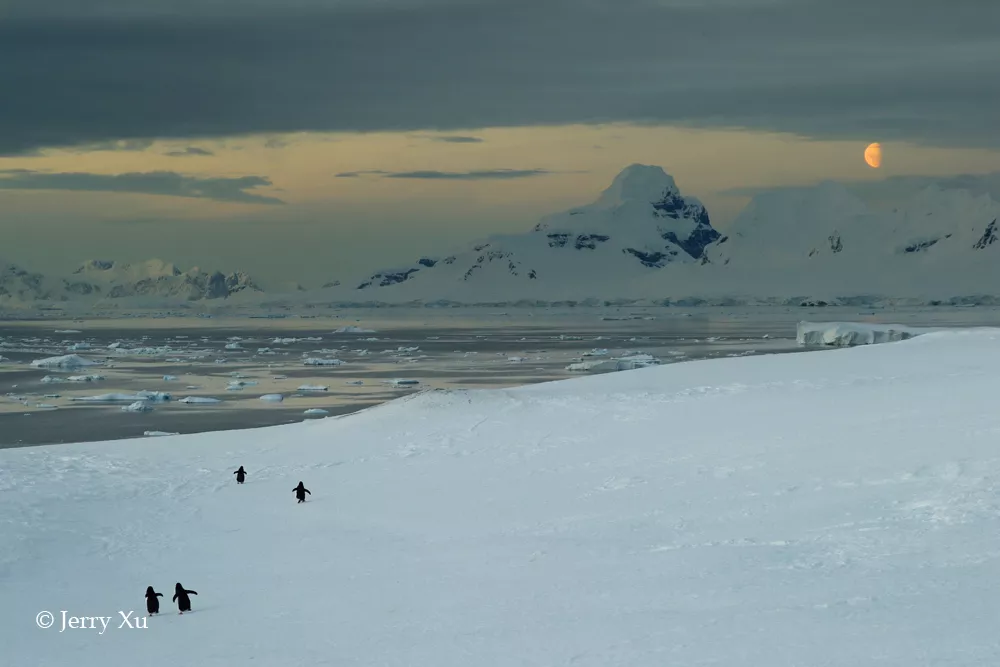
(0, 170), (283, 204)
(336, 168), (555, 180)
(1, 0), (997, 154)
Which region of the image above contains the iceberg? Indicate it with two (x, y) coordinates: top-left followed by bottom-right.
(122, 401), (153, 413)
(796, 321), (936, 347)
(259, 394), (284, 402)
(178, 396), (222, 404)
(566, 354), (661, 373)
(30, 354), (100, 369)
(71, 393), (151, 403)
(66, 375), (106, 383)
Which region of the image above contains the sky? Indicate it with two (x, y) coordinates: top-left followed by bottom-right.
(2, 0), (1000, 287)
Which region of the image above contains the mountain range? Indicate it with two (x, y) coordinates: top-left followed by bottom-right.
(317, 164), (1000, 305)
(5, 164), (1000, 309)
(0, 258), (261, 307)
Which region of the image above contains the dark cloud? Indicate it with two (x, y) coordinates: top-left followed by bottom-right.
(164, 146), (215, 157)
(335, 170), (389, 178)
(336, 168), (555, 179)
(429, 136), (484, 144)
(1, 0), (998, 154)
(0, 170), (284, 204)
(385, 169), (553, 180)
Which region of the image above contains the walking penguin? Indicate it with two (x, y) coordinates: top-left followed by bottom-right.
(233, 466), (247, 484)
(145, 586), (163, 616)
(172, 582), (198, 614)
(293, 481), (311, 503)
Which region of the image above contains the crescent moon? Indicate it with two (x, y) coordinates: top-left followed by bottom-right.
(864, 142), (882, 168)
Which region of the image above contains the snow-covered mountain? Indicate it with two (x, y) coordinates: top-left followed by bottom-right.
(72, 259), (261, 301)
(318, 165), (1000, 305)
(0, 258), (262, 308)
(341, 164), (721, 302)
(694, 181), (1000, 301)
(0, 259), (72, 302)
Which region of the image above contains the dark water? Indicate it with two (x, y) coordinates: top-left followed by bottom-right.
(5, 306), (999, 447)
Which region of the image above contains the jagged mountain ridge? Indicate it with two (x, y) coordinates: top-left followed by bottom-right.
(0, 258), (262, 306)
(349, 164), (722, 298)
(73, 259), (261, 300)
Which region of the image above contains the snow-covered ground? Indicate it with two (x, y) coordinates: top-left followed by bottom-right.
(4, 327), (1000, 665)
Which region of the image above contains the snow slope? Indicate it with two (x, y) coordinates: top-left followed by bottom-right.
(5, 328), (1000, 664)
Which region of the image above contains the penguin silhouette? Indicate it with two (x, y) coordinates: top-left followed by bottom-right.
(293, 481), (311, 503)
(233, 466), (247, 484)
(172, 582), (198, 614)
(144, 586), (163, 616)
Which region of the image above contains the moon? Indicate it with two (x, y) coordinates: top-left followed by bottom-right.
(864, 142), (882, 168)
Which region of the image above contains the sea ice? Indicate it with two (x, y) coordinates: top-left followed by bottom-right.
(30, 354), (100, 369)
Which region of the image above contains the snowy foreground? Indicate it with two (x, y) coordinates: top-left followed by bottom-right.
(4, 329), (1000, 665)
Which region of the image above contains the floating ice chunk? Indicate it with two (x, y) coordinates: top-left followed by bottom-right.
(387, 378), (420, 387)
(34, 403), (58, 409)
(259, 394), (284, 402)
(55, 329), (82, 333)
(345, 380), (364, 385)
(114, 346), (173, 356)
(66, 342), (92, 351)
(796, 321), (934, 347)
(40, 376), (65, 384)
(272, 374), (288, 380)
(256, 348), (277, 355)
(67, 374), (105, 382)
(303, 408), (330, 416)
(122, 401), (153, 413)
(224, 342), (244, 350)
(72, 393), (150, 403)
(227, 380), (258, 391)
(567, 354), (660, 373)
(178, 396), (222, 404)
(333, 326), (376, 333)
(31, 354), (100, 369)
(297, 384), (328, 392)
(582, 348), (610, 357)
(163, 375), (178, 381)
(303, 358), (345, 366)
(507, 356), (527, 363)
(144, 431), (179, 437)
(136, 391), (171, 402)
(273, 337), (322, 344)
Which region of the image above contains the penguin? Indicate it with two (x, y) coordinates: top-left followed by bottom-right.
(145, 586), (163, 616)
(172, 582), (198, 614)
(233, 466), (247, 484)
(293, 481), (311, 503)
